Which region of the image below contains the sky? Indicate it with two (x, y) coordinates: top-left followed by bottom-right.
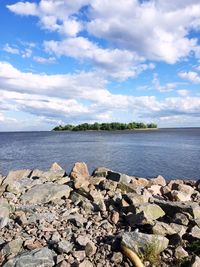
(0, 0), (200, 131)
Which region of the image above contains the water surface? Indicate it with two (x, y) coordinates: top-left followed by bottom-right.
(0, 128), (199, 179)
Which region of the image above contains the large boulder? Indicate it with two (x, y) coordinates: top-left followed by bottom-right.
(93, 167), (131, 183)
(31, 163), (65, 182)
(70, 162), (89, 179)
(3, 247), (55, 267)
(21, 183), (71, 204)
(149, 175), (166, 186)
(121, 231), (169, 255)
(3, 169), (32, 186)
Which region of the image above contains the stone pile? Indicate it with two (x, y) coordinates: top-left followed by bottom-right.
(0, 162), (200, 266)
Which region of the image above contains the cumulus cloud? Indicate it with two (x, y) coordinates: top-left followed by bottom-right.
(44, 37), (153, 80)
(0, 61), (200, 129)
(7, 0), (200, 65)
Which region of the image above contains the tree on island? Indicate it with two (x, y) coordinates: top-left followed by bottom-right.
(52, 122), (158, 131)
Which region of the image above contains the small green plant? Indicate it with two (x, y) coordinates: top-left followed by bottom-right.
(188, 240), (200, 255)
(139, 242), (160, 266)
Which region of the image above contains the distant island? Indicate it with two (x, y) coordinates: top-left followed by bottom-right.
(52, 122), (158, 131)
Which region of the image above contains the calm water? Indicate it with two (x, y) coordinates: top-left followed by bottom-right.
(0, 128), (199, 180)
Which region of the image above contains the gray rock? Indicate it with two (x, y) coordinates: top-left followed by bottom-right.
(57, 240), (73, 254)
(152, 221), (177, 236)
(135, 203), (165, 220)
(122, 231), (169, 255)
(3, 247), (55, 267)
(190, 226), (200, 239)
(111, 252), (123, 264)
(85, 241), (97, 257)
(2, 238), (23, 256)
(79, 260), (93, 267)
(3, 169), (32, 186)
(173, 212), (189, 226)
(21, 183), (71, 204)
(92, 167), (110, 178)
(0, 198), (10, 229)
(149, 175), (166, 186)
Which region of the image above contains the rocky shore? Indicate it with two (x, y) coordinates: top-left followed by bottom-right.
(0, 163), (200, 267)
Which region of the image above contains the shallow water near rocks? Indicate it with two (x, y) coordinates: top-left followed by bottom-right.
(0, 128), (199, 179)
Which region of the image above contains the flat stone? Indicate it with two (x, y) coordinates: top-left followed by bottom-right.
(152, 221), (177, 236)
(21, 183), (71, 204)
(72, 251), (86, 261)
(3, 169), (32, 186)
(0, 198), (10, 229)
(57, 240), (73, 254)
(135, 203), (165, 220)
(2, 238), (23, 256)
(3, 247), (55, 267)
(76, 235), (91, 247)
(122, 231), (169, 255)
(92, 167), (110, 178)
(79, 260), (93, 267)
(131, 177), (150, 187)
(190, 226), (200, 239)
(170, 190), (191, 202)
(177, 184), (194, 196)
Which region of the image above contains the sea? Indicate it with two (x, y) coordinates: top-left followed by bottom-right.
(0, 128), (199, 180)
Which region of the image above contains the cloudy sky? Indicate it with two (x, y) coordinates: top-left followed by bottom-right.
(0, 0), (200, 131)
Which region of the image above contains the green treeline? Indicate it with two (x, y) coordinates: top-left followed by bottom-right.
(52, 122), (158, 131)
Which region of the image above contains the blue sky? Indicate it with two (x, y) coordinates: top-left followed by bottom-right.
(0, 0), (200, 131)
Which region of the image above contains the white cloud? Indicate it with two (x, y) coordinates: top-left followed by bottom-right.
(3, 43), (19, 55)
(177, 89), (189, 96)
(152, 74), (178, 92)
(33, 56), (56, 64)
(7, 1), (38, 16)
(0, 61), (200, 129)
(44, 37), (153, 80)
(178, 71), (200, 83)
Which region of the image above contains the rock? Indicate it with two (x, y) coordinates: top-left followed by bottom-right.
(175, 246), (188, 259)
(170, 190), (191, 201)
(177, 184), (194, 196)
(0, 198), (10, 229)
(3, 247), (55, 267)
(147, 185), (162, 196)
(152, 221), (176, 236)
(70, 162), (89, 179)
(79, 260), (93, 267)
(111, 252), (123, 264)
(153, 199), (200, 220)
(190, 226), (200, 239)
(85, 241), (97, 257)
(15, 211), (28, 225)
(150, 175), (166, 186)
(50, 162), (63, 171)
(107, 170), (132, 183)
(89, 189), (106, 211)
(123, 192), (150, 205)
(57, 240), (73, 254)
(111, 211), (119, 224)
(24, 239), (43, 250)
(92, 167), (110, 178)
(31, 166), (65, 182)
(2, 238), (23, 256)
(135, 203), (165, 220)
(126, 211), (154, 226)
(21, 183), (71, 204)
(169, 223), (187, 237)
(191, 256), (200, 267)
(172, 212), (189, 226)
(76, 235), (91, 246)
(72, 251), (86, 261)
(131, 177), (150, 187)
(168, 179), (184, 189)
(3, 169), (32, 186)
(57, 260), (70, 267)
(121, 231), (169, 255)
